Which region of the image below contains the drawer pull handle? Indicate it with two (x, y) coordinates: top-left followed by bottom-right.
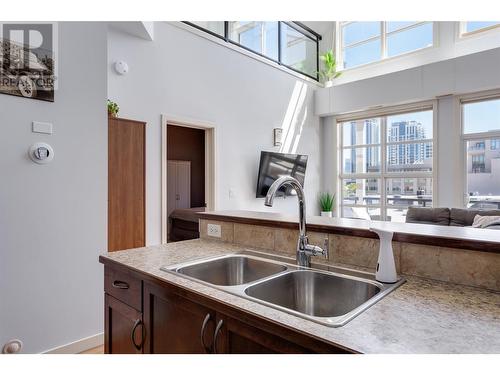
(131, 319), (144, 351)
(213, 319), (224, 354)
(112, 280), (129, 289)
(200, 313), (212, 353)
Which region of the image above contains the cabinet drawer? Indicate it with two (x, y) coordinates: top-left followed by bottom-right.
(105, 266), (142, 310)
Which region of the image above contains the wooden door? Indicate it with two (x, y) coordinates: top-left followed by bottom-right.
(143, 282), (215, 354)
(213, 314), (311, 354)
(108, 117), (145, 251)
(105, 294), (144, 354)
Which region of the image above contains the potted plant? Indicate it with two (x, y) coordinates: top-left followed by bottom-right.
(319, 192), (335, 217)
(107, 99), (119, 117)
(319, 50), (341, 88)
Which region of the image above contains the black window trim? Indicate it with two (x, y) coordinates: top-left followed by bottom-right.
(182, 21), (321, 81)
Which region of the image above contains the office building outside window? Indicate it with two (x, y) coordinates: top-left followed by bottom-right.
(339, 105), (434, 222)
(462, 95), (500, 209)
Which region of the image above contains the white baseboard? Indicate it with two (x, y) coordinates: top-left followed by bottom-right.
(43, 332), (104, 354)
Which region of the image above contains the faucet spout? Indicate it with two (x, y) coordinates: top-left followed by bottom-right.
(265, 176), (306, 236)
(264, 176), (326, 267)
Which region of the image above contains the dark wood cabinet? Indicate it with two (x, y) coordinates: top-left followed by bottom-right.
(143, 282), (215, 354)
(102, 262), (353, 354)
(105, 294), (144, 354)
(213, 314), (310, 354)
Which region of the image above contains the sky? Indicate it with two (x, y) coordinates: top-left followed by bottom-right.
(342, 21), (500, 69)
(343, 21), (433, 68)
(463, 99), (500, 135)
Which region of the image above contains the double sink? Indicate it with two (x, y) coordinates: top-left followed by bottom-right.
(161, 252), (404, 327)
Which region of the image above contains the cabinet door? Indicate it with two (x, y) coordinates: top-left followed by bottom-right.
(143, 282), (215, 354)
(213, 314), (311, 354)
(108, 118), (145, 251)
(105, 294), (144, 354)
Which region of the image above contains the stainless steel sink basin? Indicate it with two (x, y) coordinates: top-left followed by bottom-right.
(161, 251), (405, 327)
(174, 255), (287, 286)
(245, 270), (380, 317)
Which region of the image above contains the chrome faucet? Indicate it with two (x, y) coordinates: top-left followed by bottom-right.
(264, 176), (328, 268)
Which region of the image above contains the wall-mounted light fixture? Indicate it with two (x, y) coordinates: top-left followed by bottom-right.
(273, 128), (282, 147)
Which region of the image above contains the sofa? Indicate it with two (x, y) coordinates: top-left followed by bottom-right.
(405, 207), (500, 229)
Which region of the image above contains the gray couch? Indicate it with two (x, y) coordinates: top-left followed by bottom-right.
(406, 207), (500, 229)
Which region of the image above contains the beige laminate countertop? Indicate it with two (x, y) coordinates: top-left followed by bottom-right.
(100, 239), (500, 354)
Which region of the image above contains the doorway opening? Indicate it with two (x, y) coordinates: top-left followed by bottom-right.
(161, 115), (216, 243)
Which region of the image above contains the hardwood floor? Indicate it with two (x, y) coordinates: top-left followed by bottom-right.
(80, 345), (104, 354)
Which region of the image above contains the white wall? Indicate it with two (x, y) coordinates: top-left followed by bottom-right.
(108, 22), (323, 246)
(0, 22), (107, 353)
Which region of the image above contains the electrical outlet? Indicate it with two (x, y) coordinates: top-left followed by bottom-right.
(207, 223), (221, 238)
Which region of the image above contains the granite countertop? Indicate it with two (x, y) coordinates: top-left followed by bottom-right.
(100, 239), (500, 354)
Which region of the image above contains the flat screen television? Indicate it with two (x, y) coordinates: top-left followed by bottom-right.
(256, 151), (308, 198)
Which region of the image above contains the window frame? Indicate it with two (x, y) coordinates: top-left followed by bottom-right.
(336, 101), (438, 222)
(336, 21), (436, 71)
(459, 89), (500, 207)
(183, 21), (321, 81)
(458, 21), (500, 38)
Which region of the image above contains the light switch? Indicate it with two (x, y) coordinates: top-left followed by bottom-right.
(32, 121), (53, 134)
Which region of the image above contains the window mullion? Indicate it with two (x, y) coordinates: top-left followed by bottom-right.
(277, 22), (282, 65)
(381, 116), (387, 220)
(260, 23), (265, 56)
(381, 22), (387, 59)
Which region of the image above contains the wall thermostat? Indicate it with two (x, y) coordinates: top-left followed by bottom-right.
(29, 142), (54, 164)
(114, 61), (129, 75)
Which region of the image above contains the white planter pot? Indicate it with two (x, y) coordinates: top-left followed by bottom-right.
(321, 211), (332, 217)
(324, 80), (333, 88)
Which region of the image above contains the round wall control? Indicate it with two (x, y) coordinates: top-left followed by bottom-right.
(114, 60), (129, 75)
(29, 142), (54, 164)
(2, 339), (23, 354)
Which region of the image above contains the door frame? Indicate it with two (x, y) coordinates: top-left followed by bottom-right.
(161, 114), (217, 244)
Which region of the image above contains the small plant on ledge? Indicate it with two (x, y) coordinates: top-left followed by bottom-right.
(319, 50), (341, 88)
(319, 192), (335, 217)
(107, 99), (119, 117)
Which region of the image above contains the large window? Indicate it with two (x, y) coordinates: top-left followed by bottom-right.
(339, 106), (434, 222)
(184, 21), (320, 80)
(460, 22), (500, 36)
(461, 96), (500, 209)
(228, 22), (278, 60)
(338, 22), (434, 69)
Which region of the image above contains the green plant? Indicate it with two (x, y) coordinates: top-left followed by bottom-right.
(319, 192), (335, 212)
(319, 50), (341, 82)
(107, 99), (119, 116)
(345, 182), (357, 196)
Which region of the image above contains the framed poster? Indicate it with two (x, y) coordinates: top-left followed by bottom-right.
(0, 22), (56, 102)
